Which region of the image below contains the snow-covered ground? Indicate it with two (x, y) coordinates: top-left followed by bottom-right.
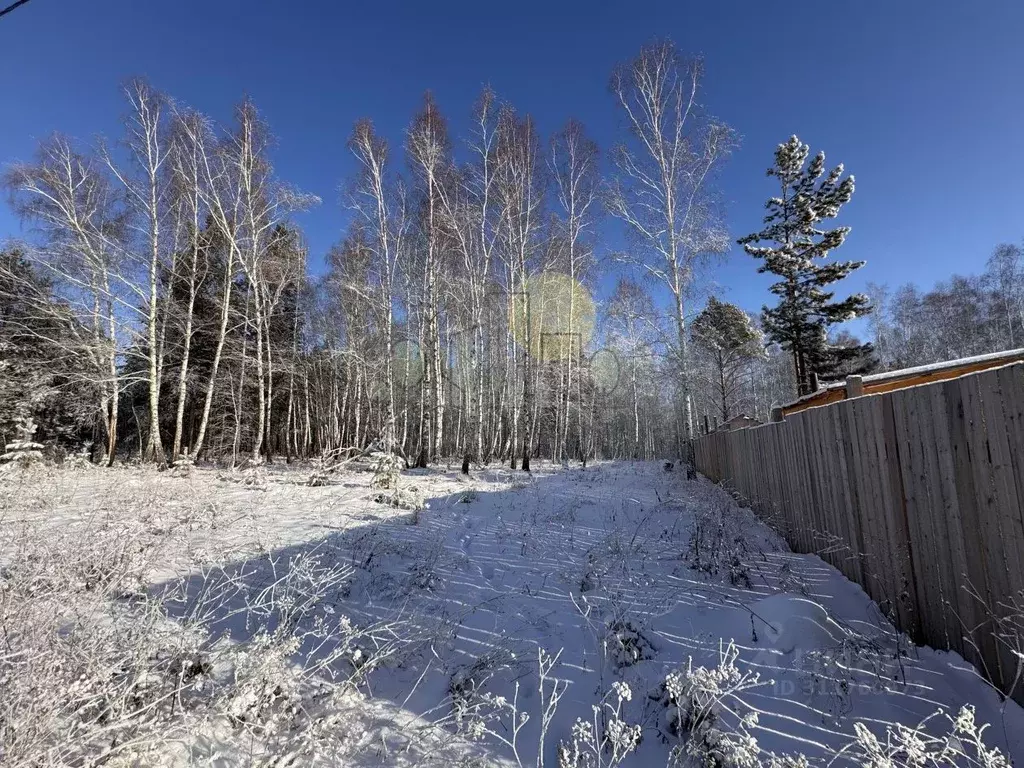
(1, 460), (1019, 766)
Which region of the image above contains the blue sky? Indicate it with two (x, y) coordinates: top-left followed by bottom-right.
(2, 0), (1022, 327)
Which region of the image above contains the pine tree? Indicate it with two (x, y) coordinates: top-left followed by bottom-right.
(1, 416), (45, 469)
(691, 297), (764, 421)
(0, 248), (94, 450)
(738, 136), (871, 396)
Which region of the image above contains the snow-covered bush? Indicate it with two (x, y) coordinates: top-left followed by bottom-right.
(372, 483), (425, 516)
(5, 520), (154, 598)
(448, 647), (574, 768)
(307, 447), (346, 486)
(797, 626), (904, 720)
(0, 415), (45, 469)
(746, 706), (1014, 768)
(170, 449), (195, 477)
(368, 451), (423, 514)
(307, 464), (331, 487)
(829, 706), (1011, 767)
(243, 464), (269, 489)
(605, 618), (656, 668)
(369, 451), (404, 489)
(63, 441), (95, 470)
(0, 520), (185, 764)
(0, 481), (417, 767)
(225, 633), (304, 726)
(685, 497), (752, 588)
(448, 648), (519, 732)
(657, 641), (768, 767)
(557, 681), (641, 768)
(578, 524), (650, 596)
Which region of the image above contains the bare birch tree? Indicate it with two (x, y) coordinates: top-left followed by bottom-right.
(169, 107), (240, 459)
(406, 93), (450, 464)
(607, 40), (735, 443)
(165, 109), (210, 461)
(232, 103), (318, 462)
(550, 119), (599, 460)
(433, 89), (503, 469)
(348, 119), (407, 455)
(171, 101), (316, 461)
(494, 108), (543, 470)
(102, 79), (173, 462)
(6, 138), (132, 465)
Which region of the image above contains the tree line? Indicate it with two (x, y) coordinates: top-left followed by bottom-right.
(0, 41), (900, 467)
(867, 243), (1024, 371)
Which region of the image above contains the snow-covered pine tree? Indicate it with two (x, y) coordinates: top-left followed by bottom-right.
(1, 416), (46, 469)
(738, 136), (872, 396)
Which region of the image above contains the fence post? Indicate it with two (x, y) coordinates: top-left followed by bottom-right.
(770, 406), (784, 423)
(846, 375), (865, 399)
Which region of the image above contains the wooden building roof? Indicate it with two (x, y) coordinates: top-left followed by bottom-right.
(779, 347), (1024, 418)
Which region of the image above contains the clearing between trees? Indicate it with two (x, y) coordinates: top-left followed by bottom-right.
(1, 460), (1019, 766)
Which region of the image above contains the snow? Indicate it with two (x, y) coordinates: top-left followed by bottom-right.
(2, 460), (1020, 766)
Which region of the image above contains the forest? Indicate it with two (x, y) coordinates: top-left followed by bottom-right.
(1, 40), (1022, 470)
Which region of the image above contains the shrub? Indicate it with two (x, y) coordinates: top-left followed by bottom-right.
(658, 641), (767, 767)
(369, 452), (403, 490)
(557, 681), (641, 768)
(686, 498), (752, 588)
(0, 416), (45, 470)
(605, 619), (656, 668)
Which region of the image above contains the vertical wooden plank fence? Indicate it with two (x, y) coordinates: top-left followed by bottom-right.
(692, 362), (1024, 703)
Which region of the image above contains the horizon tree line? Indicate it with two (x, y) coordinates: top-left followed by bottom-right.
(2, 40), (965, 466)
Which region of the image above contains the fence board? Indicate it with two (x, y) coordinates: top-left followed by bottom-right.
(879, 394), (919, 634)
(887, 389), (932, 641)
(962, 374), (1013, 685)
(850, 396), (888, 608)
(925, 381), (975, 659)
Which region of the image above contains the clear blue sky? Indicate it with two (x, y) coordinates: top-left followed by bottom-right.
(2, 0), (1022, 326)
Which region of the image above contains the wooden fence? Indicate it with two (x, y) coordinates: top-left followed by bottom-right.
(693, 362), (1024, 702)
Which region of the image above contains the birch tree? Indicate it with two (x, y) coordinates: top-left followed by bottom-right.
(348, 119), (407, 455)
(605, 278), (661, 458)
(169, 107), (239, 459)
(102, 79), (173, 461)
(435, 89), (501, 468)
(984, 243), (1024, 348)
(165, 110), (210, 460)
(6, 138), (131, 465)
(494, 108), (544, 470)
(607, 40), (735, 442)
(178, 101), (316, 461)
(550, 119), (599, 460)
(406, 93), (450, 464)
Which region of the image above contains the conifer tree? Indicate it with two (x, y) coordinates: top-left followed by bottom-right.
(1, 416), (45, 469)
(0, 248), (94, 450)
(738, 136), (871, 395)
